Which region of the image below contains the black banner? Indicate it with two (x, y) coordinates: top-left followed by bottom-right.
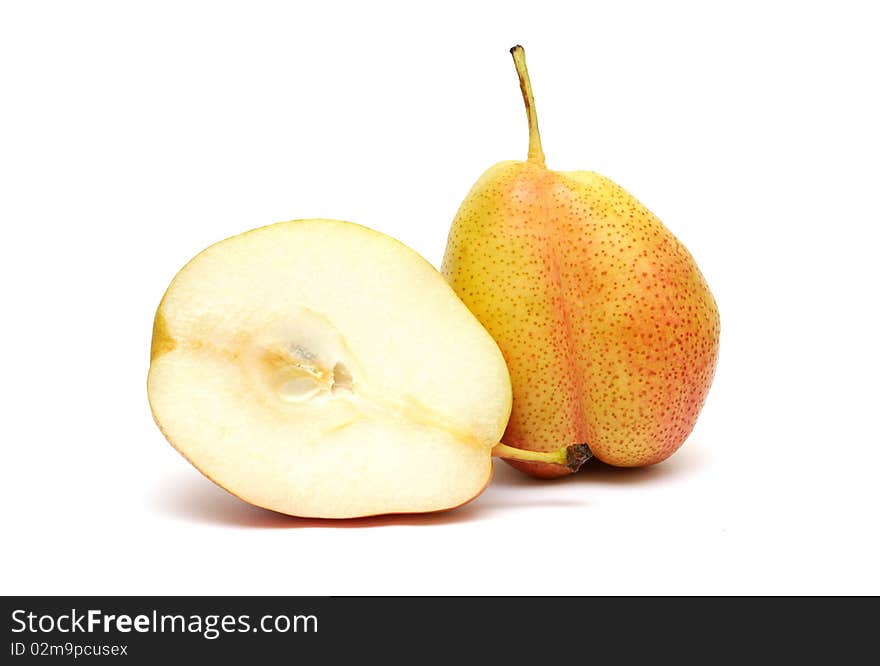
(1, 597), (875, 662)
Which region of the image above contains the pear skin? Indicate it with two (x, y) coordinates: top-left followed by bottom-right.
(442, 46), (719, 475)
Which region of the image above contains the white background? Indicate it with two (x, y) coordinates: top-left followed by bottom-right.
(2, 1), (878, 595)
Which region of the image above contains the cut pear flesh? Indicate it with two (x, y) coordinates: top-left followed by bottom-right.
(148, 219), (512, 519)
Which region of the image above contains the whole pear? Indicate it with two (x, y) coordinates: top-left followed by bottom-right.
(442, 46), (720, 477)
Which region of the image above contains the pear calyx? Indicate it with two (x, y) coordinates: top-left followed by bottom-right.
(565, 443), (593, 471)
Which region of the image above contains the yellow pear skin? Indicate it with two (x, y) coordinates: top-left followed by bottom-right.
(441, 46), (720, 476)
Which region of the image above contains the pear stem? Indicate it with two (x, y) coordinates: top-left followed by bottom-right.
(510, 45), (545, 166)
(492, 442), (592, 472)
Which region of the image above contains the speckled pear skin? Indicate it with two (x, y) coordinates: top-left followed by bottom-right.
(442, 161), (719, 474)
(441, 48), (719, 476)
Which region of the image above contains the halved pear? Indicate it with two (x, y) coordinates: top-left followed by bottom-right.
(147, 219), (514, 519)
